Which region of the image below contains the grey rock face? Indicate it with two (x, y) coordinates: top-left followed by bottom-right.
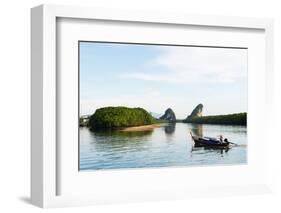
(187, 104), (203, 119)
(160, 108), (176, 122)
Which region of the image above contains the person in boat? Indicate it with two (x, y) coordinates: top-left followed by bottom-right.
(219, 135), (223, 143)
(219, 135), (229, 144)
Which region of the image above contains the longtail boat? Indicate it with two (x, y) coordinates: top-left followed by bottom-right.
(190, 132), (230, 148)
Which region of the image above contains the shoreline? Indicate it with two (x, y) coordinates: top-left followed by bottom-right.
(120, 124), (160, 132)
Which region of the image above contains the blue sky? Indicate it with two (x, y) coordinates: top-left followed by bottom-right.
(80, 42), (247, 119)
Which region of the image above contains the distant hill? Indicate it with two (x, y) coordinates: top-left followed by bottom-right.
(150, 112), (162, 119)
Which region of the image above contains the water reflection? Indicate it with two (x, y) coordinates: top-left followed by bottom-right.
(191, 145), (230, 156)
(164, 123), (176, 135)
(190, 124), (203, 137)
(90, 129), (153, 138)
(87, 129), (153, 153)
(80, 123), (247, 170)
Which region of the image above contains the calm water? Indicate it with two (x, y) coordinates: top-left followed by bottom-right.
(79, 123), (247, 170)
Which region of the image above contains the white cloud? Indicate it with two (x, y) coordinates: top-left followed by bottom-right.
(123, 46), (247, 84)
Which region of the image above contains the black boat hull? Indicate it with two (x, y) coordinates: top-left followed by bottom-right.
(193, 139), (229, 148)
(191, 135), (230, 148)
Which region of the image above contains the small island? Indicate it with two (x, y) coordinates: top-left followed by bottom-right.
(88, 106), (156, 130)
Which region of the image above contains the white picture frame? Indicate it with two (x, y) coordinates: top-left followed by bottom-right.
(31, 4), (274, 208)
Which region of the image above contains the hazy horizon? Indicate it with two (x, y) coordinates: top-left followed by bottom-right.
(80, 42), (247, 119)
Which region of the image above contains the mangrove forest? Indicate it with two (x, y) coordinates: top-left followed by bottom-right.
(184, 112), (247, 125)
(88, 106), (156, 130)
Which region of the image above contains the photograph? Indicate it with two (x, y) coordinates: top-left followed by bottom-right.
(79, 41), (247, 171)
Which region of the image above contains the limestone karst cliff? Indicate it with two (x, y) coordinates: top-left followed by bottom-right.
(159, 108), (176, 122)
(186, 104), (203, 119)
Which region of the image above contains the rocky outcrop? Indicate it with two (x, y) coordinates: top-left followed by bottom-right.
(160, 108), (176, 122)
(186, 104), (203, 119)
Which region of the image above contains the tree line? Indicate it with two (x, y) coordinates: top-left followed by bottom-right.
(184, 112), (247, 125)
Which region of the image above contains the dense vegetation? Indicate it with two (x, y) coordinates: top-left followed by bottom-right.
(184, 113), (247, 125)
(88, 106), (156, 129)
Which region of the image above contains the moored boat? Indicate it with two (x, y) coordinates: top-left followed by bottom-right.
(190, 132), (230, 148)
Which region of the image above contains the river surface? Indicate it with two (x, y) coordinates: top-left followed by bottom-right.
(79, 123), (247, 170)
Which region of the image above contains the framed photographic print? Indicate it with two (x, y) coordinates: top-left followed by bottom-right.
(78, 41), (248, 171)
(31, 4), (274, 208)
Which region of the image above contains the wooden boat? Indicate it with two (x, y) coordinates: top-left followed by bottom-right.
(190, 132), (230, 148)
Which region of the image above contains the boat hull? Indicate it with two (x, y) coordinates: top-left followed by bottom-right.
(192, 137), (230, 148)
